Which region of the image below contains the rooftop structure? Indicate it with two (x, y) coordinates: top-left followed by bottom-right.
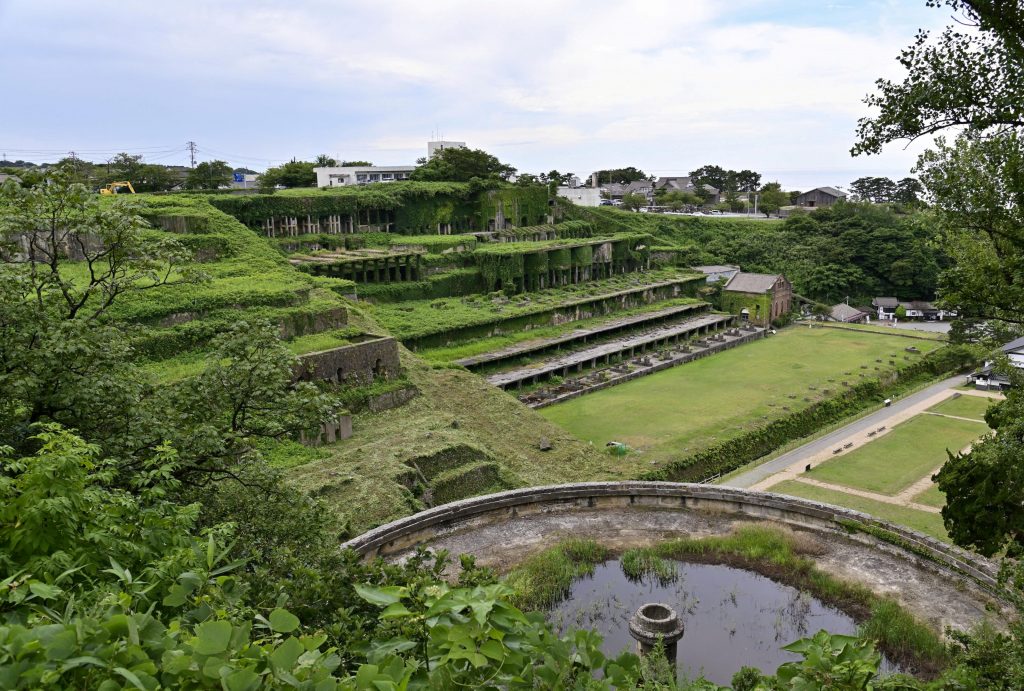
(427, 140), (466, 158)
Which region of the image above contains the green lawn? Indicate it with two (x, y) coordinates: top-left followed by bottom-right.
(816, 322), (948, 341)
(912, 483), (946, 509)
(768, 479), (949, 542)
(927, 394), (995, 421)
(807, 414), (988, 495)
(538, 327), (940, 465)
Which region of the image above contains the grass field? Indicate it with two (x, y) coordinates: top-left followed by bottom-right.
(814, 322), (948, 341)
(538, 327), (941, 465)
(913, 483), (946, 509)
(806, 414), (989, 495)
(768, 480), (949, 541)
(927, 394), (994, 421)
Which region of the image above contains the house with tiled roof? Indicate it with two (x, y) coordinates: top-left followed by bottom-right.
(654, 176), (720, 204)
(721, 272), (792, 326)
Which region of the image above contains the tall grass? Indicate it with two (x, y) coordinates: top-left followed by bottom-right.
(504, 539), (610, 610)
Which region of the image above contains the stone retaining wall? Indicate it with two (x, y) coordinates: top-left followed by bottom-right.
(343, 481), (998, 593)
(296, 336), (401, 385)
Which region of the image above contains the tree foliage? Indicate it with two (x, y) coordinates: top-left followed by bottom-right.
(259, 159), (317, 189)
(852, 0), (1024, 156)
(185, 160), (233, 190)
(689, 165), (761, 193)
(593, 166), (650, 184)
(757, 181), (789, 217)
(410, 147), (515, 183)
(856, 3), (1024, 629)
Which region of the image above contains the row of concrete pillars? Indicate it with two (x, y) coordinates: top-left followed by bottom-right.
(311, 256), (422, 283)
(261, 210), (397, 237)
(502, 321), (729, 391)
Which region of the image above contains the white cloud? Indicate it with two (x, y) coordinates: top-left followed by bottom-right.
(0, 0), (949, 183)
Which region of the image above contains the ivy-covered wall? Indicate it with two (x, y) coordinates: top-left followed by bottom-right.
(720, 291), (773, 326)
(208, 182), (553, 236)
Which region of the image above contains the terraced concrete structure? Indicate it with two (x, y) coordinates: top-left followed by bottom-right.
(345, 482), (1005, 634)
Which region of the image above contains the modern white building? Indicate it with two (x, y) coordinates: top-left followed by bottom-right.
(314, 165), (416, 188)
(427, 140), (466, 158)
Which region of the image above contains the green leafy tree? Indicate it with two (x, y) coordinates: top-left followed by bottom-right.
(935, 382), (1024, 556)
(410, 147), (515, 182)
(592, 166), (649, 184)
(0, 172), (334, 482)
(621, 192), (647, 212)
(259, 158), (317, 188)
(852, 0), (1024, 156)
(849, 176), (897, 203)
(184, 160), (233, 190)
(855, 0), (1024, 607)
(315, 154), (338, 167)
(758, 181), (789, 217)
(894, 176), (925, 206)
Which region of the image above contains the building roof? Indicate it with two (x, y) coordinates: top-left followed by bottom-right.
(800, 186), (847, 198)
(1000, 335), (1024, 354)
(624, 180), (652, 192)
(724, 272), (783, 294)
(654, 176), (720, 195)
(872, 297), (899, 308)
(900, 300), (937, 311)
(829, 303), (866, 322)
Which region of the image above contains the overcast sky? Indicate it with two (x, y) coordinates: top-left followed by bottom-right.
(0, 1), (949, 189)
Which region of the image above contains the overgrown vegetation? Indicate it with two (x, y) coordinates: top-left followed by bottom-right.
(567, 202), (945, 305)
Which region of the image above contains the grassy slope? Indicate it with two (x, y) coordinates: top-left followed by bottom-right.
(539, 327), (941, 466)
(286, 349), (620, 533)
(768, 480), (949, 542)
(807, 414), (988, 495)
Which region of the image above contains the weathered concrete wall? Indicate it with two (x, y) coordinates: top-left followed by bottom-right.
(343, 482), (998, 596)
(300, 414), (353, 446)
(367, 386), (419, 412)
(296, 336), (401, 385)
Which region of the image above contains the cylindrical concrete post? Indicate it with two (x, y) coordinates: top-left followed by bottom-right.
(628, 603), (685, 671)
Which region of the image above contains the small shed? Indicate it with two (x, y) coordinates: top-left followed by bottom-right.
(829, 303), (868, 323)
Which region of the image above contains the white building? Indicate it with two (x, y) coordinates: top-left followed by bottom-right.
(427, 140), (466, 158)
(969, 335), (1024, 390)
(314, 165), (416, 188)
(556, 187), (602, 207)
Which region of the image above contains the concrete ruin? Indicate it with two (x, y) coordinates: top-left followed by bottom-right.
(295, 335), (401, 385)
(343, 482), (1007, 635)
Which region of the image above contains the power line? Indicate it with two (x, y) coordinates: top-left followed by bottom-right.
(187, 141), (197, 168)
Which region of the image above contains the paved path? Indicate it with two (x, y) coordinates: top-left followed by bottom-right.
(723, 376), (1001, 491)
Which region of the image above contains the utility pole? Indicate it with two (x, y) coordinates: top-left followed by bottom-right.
(187, 141), (197, 168)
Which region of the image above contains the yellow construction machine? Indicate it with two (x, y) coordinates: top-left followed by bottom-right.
(99, 181), (136, 195)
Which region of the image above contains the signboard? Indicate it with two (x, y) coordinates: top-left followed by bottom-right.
(232, 173), (245, 183)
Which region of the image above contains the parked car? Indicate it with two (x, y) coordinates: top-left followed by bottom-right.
(599, 199), (614, 206)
